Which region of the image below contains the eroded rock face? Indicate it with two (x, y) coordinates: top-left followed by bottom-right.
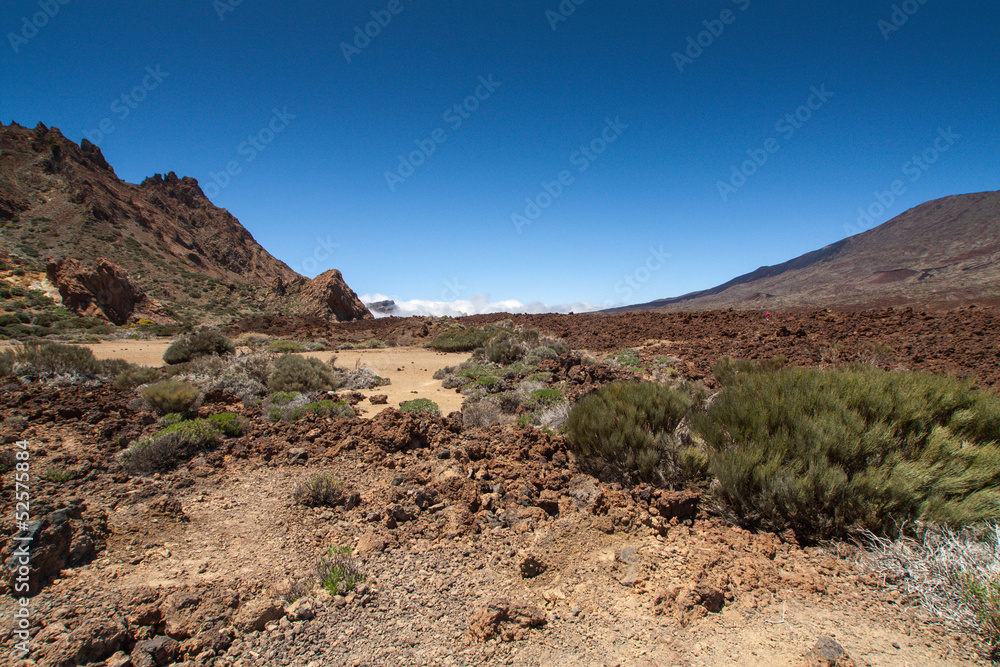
(45, 257), (173, 325)
(296, 269), (372, 322)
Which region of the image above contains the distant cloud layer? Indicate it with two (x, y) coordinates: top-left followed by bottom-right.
(360, 293), (604, 318)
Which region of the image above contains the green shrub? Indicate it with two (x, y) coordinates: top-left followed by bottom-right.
(268, 340), (305, 353)
(400, 398), (441, 416)
(140, 380), (202, 415)
(697, 360), (1000, 541)
(207, 412), (248, 437)
(316, 546), (364, 595)
(112, 364), (162, 390)
(42, 468), (76, 483)
(268, 354), (340, 393)
(564, 381), (704, 486)
(483, 330), (530, 365)
(163, 330), (234, 364)
(159, 412), (186, 427)
(117, 418), (223, 474)
(0, 342), (102, 377)
(607, 349), (644, 370)
(426, 326), (492, 352)
(285, 400), (355, 422)
(528, 388), (565, 408)
(293, 472), (352, 507)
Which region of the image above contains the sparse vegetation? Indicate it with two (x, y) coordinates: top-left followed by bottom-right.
(316, 546), (365, 595)
(140, 380), (202, 415)
(117, 418), (224, 474)
(293, 473), (359, 508)
(859, 522), (1000, 657)
(163, 330), (235, 365)
(207, 412), (248, 437)
(268, 354), (340, 393)
(400, 398), (441, 416)
(42, 468), (76, 483)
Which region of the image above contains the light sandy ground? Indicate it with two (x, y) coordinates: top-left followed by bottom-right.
(302, 347), (471, 416)
(68, 341), (471, 417)
(83, 339), (175, 366)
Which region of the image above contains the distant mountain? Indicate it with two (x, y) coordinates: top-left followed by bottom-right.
(0, 121), (370, 322)
(612, 190), (1000, 313)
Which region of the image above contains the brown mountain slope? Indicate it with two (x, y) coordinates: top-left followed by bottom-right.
(614, 190), (1000, 313)
(0, 121), (371, 322)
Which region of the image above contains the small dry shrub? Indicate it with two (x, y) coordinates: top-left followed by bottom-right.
(463, 398), (502, 427)
(293, 472), (360, 508)
(268, 355), (340, 393)
(140, 380), (202, 415)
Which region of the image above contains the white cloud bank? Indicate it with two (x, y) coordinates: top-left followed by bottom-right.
(360, 293), (606, 318)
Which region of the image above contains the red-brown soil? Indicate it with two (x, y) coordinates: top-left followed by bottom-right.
(233, 306), (1000, 388)
(2, 307), (998, 665)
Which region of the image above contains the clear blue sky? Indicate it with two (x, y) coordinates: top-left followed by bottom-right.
(2, 1), (998, 314)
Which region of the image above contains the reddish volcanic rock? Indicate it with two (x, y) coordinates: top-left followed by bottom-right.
(296, 268), (372, 322)
(46, 257), (174, 325)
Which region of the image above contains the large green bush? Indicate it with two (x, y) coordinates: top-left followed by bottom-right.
(163, 330), (235, 365)
(697, 359), (1000, 541)
(267, 354), (340, 393)
(564, 381), (705, 486)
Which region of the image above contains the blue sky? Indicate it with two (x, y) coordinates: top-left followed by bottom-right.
(2, 1), (998, 315)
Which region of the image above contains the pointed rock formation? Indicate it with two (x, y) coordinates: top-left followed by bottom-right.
(297, 269), (372, 322)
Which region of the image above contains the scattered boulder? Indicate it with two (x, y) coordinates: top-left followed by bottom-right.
(804, 636), (858, 667)
(131, 635), (180, 667)
(519, 554), (547, 578)
(467, 599), (546, 642)
(369, 394), (389, 405)
(233, 597), (284, 633)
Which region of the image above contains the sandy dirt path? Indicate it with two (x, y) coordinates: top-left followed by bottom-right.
(302, 347), (471, 416)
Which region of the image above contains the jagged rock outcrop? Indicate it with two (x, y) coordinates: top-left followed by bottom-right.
(46, 257), (174, 325)
(297, 269), (372, 322)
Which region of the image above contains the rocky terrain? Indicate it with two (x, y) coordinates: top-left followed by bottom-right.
(613, 190), (1000, 313)
(0, 122), (369, 324)
(229, 306), (1000, 389)
(1, 308), (998, 666)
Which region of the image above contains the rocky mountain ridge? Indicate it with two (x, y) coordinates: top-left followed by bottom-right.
(615, 190), (1000, 313)
(0, 121), (370, 323)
